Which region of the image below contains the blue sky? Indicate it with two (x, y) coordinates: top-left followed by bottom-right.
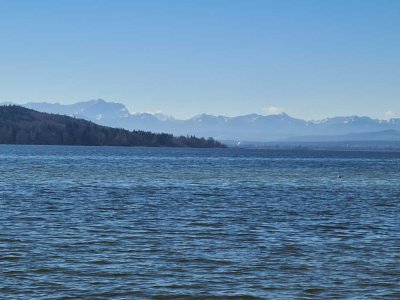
(0, 0), (399, 119)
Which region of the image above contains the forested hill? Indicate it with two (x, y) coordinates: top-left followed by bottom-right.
(0, 105), (226, 148)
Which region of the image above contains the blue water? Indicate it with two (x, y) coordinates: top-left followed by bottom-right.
(0, 145), (399, 299)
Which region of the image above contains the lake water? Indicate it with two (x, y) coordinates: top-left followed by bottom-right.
(0, 145), (399, 299)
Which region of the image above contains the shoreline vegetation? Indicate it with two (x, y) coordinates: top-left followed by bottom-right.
(0, 105), (226, 148)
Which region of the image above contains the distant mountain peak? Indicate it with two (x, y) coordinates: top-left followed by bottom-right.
(191, 113), (220, 122)
(132, 111), (174, 121)
(3, 99), (400, 142)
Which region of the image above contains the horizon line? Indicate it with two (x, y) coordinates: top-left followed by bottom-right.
(1, 99), (398, 122)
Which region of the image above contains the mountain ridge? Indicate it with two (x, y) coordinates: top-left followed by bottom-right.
(0, 105), (226, 148)
(3, 99), (400, 142)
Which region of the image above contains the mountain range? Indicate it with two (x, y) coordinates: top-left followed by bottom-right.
(4, 99), (400, 143)
(0, 105), (225, 148)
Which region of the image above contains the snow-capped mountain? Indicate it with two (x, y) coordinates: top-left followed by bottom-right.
(2, 99), (400, 142)
(24, 99), (131, 121)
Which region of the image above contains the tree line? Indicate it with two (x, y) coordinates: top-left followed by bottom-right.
(0, 105), (226, 148)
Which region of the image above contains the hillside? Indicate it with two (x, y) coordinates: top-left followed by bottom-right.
(0, 105), (225, 148)
(15, 99), (400, 142)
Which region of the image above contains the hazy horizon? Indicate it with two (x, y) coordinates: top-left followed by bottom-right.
(1, 0), (399, 120)
(3, 98), (400, 122)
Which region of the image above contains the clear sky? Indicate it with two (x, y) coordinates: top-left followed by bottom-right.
(0, 0), (399, 119)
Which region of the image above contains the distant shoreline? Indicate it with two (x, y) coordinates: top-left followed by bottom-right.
(1, 143), (400, 155)
(0, 105), (226, 148)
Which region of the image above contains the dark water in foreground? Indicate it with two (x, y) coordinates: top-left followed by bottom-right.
(0, 146), (399, 299)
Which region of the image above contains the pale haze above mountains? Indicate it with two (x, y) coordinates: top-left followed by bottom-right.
(3, 99), (400, 142)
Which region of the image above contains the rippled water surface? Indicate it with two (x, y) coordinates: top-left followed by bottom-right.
(1, 145), (399, 299)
